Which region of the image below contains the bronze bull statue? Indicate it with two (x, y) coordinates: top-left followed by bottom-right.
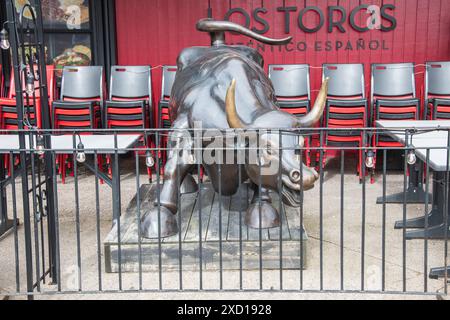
(141, 19), (328, 238)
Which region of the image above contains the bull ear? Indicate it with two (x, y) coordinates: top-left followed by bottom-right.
(226, 79), (247, 129)
(296, 77), (329, 127)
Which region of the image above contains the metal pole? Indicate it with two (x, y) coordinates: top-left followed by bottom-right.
(5, 0), (33, 299)
(32, 0), (58, 284)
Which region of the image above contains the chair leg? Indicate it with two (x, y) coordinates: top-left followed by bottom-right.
(4, 154), (10, 176)
(160, 137), (168, 176)
(69, 156), (74, 177)
(98, 155), (105, 185)
(305, 138), (311, 167)
(200, 166), (204, 181)
(322, 149), (327, 170)
(358, 148), (363, 182)
(316, 149), (326, 171)
(107, 155), (112, 178)
(370, 150), (377, 184)
(56, 155), (61, 177)
(61, 155), (67, 184)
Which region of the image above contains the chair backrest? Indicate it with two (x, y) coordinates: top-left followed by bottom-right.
(371, 63), (416, 99)
(8, 65), (56, 101)
(161, 65), (177, 99)
(323, 64), (365, 98)
(0, 65), (3, 97)
(60, 66), (103, 101)
(109, 65), (152, 101)
(268, 64), (310, 99)
(425, 61), (450, 98)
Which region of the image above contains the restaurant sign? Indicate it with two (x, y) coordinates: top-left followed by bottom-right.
(223, 4), (397, 34)
(222, 4), (396, 52)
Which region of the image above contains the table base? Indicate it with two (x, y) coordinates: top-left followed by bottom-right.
(395, 208), (444, 229)
(377, 186), (431, 204)
(0, 219), (19, 240)
(405, 224), (450, 240)
(429, 266), (450, 280)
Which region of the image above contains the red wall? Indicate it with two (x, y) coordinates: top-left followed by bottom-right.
(115, 0), (450, 117)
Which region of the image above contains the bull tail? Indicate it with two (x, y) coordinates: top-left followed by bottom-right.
(197, 18), (292, 46)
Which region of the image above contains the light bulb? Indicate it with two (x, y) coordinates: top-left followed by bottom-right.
(365, 151), (375, 169)
(25, 72), (35, 95)
(407, 150), (417, 165)
(36, 134), (45, 156)
(76, 142), (86, 163)
(0, 28), (10, 50)
(146, 151), (155, 167)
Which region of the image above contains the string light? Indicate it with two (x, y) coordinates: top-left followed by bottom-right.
(75, 133), (86, 163)
(25, 71), (35, 95)
(365, 150), (375, 169)
(76, 141), (86, 163)
(0, 27), (10, 50)
(145, 151), (155, 167)
(35, 134), (45, 156)
(407, 148), (417, 165)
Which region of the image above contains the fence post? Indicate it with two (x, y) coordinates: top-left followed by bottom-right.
(5, 0), (35, 299)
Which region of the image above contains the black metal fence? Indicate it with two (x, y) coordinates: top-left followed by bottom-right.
(0, 128), (448, 298)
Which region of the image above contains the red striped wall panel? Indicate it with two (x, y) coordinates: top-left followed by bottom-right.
(115, 0), (450, 122)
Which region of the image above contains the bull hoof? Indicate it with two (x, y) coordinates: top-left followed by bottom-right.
(180, 174), (198, 194)
(140, 206), (179, 239)
(245, 202), (280, 229)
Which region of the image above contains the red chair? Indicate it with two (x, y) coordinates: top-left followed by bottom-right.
(0, 65), (56, 129)
(158, 66), (177, 172)
(0, 65), (56, 174)
(52, 66), (104, 183)
(268, 64), (313, 167)
(105, 65), (153, 180)
(158, 66), (177, 128)
(321, 64), (368, 181)
(424, 61), (450, 120)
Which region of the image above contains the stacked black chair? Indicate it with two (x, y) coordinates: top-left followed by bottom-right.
(105, 65), (153, 179)
(322, 63), (368, 180)
(425, 61), (450, 120)
(52, 66), (104, 183)
(158, 65), (177, 171)
(268, 64), (313, 166)
(158, 65), (177, 130)
(106, 66), (152, 129)
(53, 66), (104, 130)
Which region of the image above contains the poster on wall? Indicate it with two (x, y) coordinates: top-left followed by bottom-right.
(15, 0), (92, 75)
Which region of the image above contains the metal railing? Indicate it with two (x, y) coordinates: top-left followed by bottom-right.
(0, 127), (448, 298)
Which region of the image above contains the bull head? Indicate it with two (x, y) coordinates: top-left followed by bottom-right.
(225, 78), (329, 207)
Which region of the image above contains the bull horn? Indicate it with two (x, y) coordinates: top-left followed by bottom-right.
(296, 77), (329, 127)
(225, 79), (246, 129)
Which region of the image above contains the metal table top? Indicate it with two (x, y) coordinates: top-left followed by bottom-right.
(376, 120), (450, 172)
(0, 134), (142, 155)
